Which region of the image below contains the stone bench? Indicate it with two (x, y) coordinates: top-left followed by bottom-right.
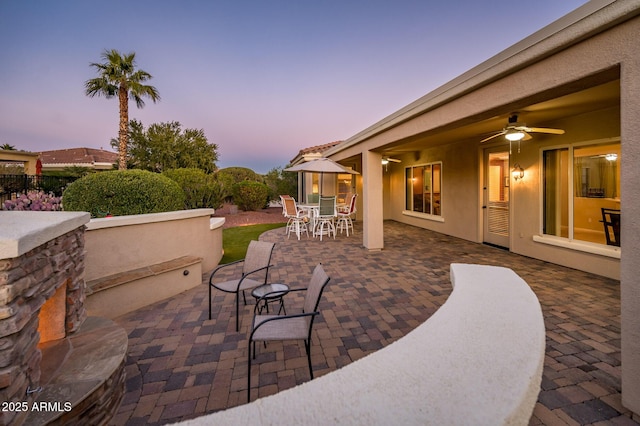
(85, 255), (202, 319)
(181, 263), (545, 425)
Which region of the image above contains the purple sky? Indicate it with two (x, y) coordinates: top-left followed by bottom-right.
(0, 1), (588, 173)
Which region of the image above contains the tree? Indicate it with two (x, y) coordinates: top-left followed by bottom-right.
(1, 143), (16, 150)
(264, 166), (297, 199)
(85, 49), (160, 170)
(119, 120), (219, 172)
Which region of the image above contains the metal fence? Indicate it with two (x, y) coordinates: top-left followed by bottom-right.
(0, 174), (78, 204)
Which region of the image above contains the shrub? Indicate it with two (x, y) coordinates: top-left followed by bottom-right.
(217, 167), (264, 202)
(62, 170), (185, 217)
(2, 191), (62, 211)
(231, 181), (269, 211)
(163, 168), (225, 209)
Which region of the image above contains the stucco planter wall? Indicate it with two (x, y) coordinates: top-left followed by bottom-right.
(84, 209), (223, 319)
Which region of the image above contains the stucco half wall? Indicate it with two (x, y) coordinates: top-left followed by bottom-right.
(85, 208), (222, 281)
(178, 264), (545, 425)
(83, 209), (224, 318)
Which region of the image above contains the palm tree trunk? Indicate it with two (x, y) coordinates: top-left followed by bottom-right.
(118, 85), (129, 170)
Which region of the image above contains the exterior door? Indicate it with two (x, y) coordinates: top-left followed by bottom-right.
(483, 149), (510, 248)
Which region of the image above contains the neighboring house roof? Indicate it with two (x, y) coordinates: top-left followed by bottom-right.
(289, 141), (342, 165)
(39, 148), (117, 169)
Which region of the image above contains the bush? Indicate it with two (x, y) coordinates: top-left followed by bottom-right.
(217, 167), (264, 202)
(163, 168), (224, 209)
(2, 191), (62, 211)
(62, 170), (185, 217)
(231, 181), (269, 211)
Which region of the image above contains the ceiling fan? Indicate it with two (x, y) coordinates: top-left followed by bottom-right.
(480, 114), (565, 146)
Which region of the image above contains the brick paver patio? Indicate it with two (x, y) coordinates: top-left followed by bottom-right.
(111, 221), (638, 425)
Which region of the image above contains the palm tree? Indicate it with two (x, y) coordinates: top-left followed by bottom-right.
(1, 143), (16, 150)
(85, 49), (160, 170)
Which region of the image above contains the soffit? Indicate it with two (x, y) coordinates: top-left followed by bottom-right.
(375, 78), (620, 157)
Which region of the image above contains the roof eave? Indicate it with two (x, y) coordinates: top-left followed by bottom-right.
(325, 0), (636, 157)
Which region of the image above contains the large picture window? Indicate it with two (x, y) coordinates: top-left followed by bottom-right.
(405, 163), (442, 216)
(542, 139), (620, 246)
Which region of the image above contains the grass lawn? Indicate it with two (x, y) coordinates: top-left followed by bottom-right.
(221, 223), (286, 264)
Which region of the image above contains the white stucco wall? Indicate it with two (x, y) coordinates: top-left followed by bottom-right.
(84, 208), (221, 281)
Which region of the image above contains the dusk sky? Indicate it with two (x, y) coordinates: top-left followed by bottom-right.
(0, 1), (588, 174)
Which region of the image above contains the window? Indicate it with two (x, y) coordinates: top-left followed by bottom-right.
(542, 140), (620, 246)
(405, 163), (442, 216)
(337, 173), (354, 204)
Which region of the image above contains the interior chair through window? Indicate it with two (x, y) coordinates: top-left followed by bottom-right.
(601, 207), (621, 247)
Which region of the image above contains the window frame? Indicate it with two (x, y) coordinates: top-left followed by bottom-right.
(402, 161), (444, 222)
(535, 137), (621, 258)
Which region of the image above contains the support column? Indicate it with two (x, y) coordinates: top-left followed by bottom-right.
(362, 150), (384, 250)
(621, 56), (640, 418)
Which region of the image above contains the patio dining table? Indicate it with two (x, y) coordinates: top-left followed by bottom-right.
(297, 203), (320, 233)
(298, 201), (345, 239)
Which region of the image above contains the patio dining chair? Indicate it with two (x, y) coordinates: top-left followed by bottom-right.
(336, 193), (358, 236)
(313, 196), (337, 240)
(283, 197), (309, 240)
(208, 240), (275, 331)
(247, 264), (331, 402)
(279, 194), (292, 217)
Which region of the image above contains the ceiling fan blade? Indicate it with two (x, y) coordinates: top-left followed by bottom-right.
(480, 131), (506, 143)
(526, 127), (565, 135)
(523, 132), (533, 141)
(387, 158), (402, 163)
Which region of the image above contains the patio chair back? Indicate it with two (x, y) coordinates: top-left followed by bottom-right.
(303, 264), (331, 315)
(279, 195), (292, 215)
(307, 193), (320, 204)
(243, 240), (275, 283)
(346, 193), (357, 214)
(283, 197), (299, 218)
(318, 196), (336, 218)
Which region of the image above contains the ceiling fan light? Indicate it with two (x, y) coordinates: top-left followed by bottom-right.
(505, 130), (526, 141)
(381, 158), (389, 165)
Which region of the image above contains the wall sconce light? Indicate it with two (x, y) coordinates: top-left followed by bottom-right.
(512, 163), (524, 181)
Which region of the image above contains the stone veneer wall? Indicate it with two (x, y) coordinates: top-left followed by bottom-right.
(0, 227), (86, 426)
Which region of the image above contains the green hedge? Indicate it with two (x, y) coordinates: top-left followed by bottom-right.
(163, 168), (224, 210)
(63, 170), (185, 217)
(231, 180), (269, 211)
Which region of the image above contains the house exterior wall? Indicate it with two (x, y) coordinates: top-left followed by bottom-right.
(324, 2), (640, 415)
(510, 107), (621, 279)
(386, 140), (479, 242)
(0, 150), (38, 174)
(620, 17), (640, 414)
